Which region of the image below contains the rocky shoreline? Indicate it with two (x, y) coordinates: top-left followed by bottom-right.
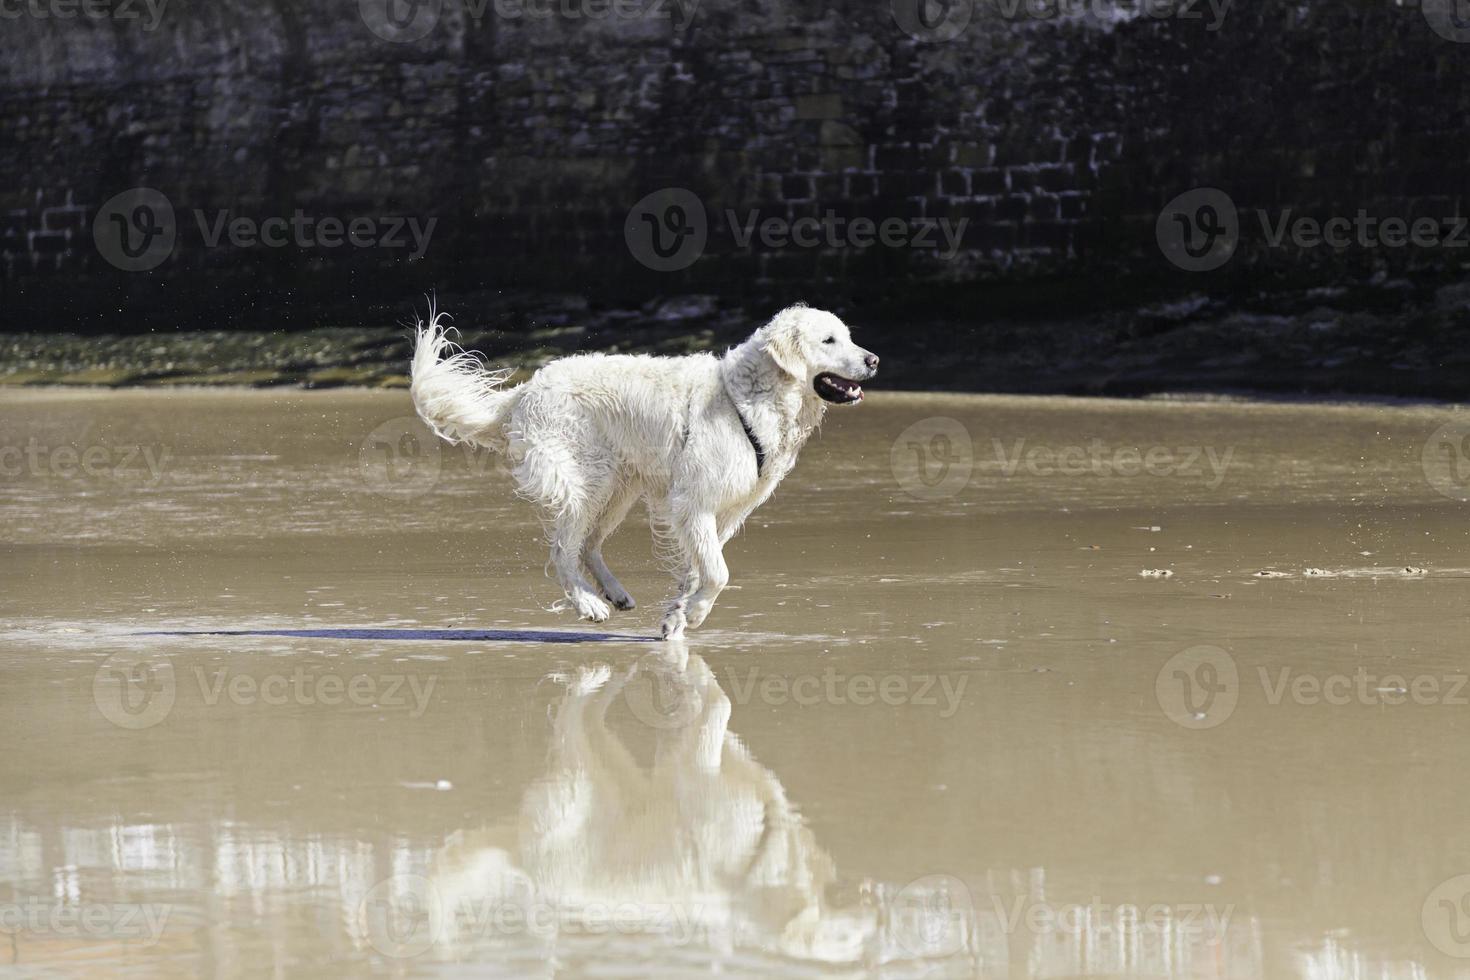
(5, 287), (1468, 401)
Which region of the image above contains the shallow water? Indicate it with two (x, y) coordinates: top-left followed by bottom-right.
(3, 388), (1470, 978)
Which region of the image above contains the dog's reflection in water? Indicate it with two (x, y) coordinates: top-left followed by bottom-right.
(432, 642), (877, 964)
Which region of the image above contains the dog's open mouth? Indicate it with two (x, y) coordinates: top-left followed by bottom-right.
(814, 372), (863, 404)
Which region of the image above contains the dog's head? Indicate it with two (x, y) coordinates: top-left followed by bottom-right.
(759, 304), (879, 405)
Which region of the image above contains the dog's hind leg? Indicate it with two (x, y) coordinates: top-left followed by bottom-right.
(548, 504), (613, 623)
(583, 483), (640, 611)
(517, 438), (616, 623)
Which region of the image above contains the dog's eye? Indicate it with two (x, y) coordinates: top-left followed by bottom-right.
(823, 336), (836, 344)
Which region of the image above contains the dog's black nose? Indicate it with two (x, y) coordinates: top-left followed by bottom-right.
(864, 354), (879, 372)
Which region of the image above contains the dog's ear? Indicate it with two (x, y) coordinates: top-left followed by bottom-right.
(761, 309), (807, 378)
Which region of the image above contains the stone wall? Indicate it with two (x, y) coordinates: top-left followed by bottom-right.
(2, 0), (1468, 331)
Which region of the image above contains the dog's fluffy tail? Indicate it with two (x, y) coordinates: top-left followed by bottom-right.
(410, 309), (521, 452)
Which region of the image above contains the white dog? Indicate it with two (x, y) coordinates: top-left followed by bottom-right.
(409, 303), (879, 637)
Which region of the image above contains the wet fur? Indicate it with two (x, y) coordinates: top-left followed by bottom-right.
(409, 303), (877, 636)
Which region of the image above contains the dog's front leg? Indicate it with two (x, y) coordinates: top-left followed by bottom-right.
(675, 514), (728, 632)
(660, 565), (701, 639)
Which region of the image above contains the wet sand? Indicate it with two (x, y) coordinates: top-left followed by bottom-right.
(3, 388), (1470, 978)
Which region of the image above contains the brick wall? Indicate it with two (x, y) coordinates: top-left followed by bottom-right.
(1, 0), (1468, 330)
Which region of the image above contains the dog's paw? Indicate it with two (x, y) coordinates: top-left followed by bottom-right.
(573, 592), (612, 623)
(601, 587), (636, 611)
(660, 604), (687, 640)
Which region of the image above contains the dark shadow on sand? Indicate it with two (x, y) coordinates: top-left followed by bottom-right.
(137, 628), (656, 644)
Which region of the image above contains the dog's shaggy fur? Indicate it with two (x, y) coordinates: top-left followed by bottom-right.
(410, 304), (878, 637)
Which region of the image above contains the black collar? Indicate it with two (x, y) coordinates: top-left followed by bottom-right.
(734, 407), (766, 476)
